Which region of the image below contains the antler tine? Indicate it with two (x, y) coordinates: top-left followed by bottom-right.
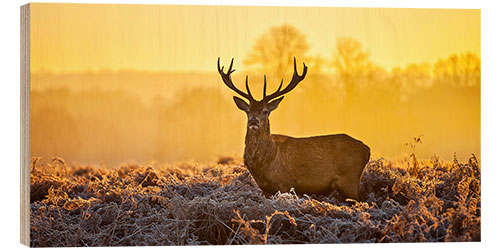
(262, 57), (308, 102)
(293, 57), (298, 74)
(228, 58), (234, 73)
(263, 75), (267, 99)
(217, 57), (255, 101)
(292, 57), (308, 78)
(245, 75), (254, 100)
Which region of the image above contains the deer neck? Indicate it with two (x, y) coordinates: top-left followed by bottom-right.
(244, 124), (276, 170)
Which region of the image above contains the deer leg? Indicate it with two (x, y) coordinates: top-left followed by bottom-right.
(336, 178), (360, 200)
(330, 180), (338, 193)
(329, 179), (346, 200)
(261, 190), (273, 198)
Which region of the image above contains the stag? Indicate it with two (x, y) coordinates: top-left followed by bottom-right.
(217, 57), (370, 200)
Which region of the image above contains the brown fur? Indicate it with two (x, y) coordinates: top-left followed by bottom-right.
(244, 124), (370, 200)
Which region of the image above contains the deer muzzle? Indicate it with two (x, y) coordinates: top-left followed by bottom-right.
(248, 118), (259, 130)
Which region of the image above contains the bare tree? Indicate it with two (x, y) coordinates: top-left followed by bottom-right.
(331, 37), (373, 99)
(433, 52), (480, 87)
(244, 24), (309, 77)
(330, 37), (381, 131)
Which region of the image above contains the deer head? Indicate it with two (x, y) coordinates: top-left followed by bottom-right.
(217, 57), (308, 133)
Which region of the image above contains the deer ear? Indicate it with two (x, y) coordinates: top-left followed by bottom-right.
(233, 96), (249, 113)
(268, 96), (284, 112)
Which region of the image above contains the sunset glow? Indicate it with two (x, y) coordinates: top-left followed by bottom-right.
(30, 4), (480, 74)
(29, 3), (480, 164)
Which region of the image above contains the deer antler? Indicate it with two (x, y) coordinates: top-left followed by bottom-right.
(262, 57), (308, 102)
(218, 57), (255, 102)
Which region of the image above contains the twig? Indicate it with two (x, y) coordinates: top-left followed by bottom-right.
(114, 222), (155, 245)
(104, 203), (123, 246)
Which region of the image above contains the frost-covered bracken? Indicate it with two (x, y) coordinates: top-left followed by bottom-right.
(30, 155), (480, 246)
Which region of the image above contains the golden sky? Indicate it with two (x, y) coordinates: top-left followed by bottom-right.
(30, 3), (480, 74)
(29, 3), (481, 164)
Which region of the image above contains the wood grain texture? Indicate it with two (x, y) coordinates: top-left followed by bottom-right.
(20, 3), (30, 246)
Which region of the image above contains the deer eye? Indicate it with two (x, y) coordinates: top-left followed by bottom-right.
(262, 110), (269, 115)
